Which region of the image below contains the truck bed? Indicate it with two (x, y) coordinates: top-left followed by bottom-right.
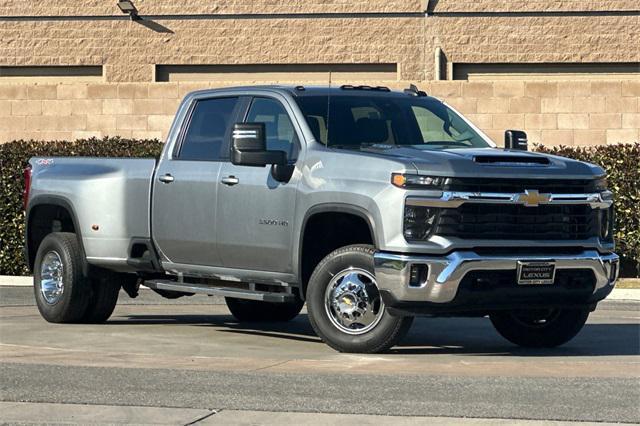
(29, 157), (157, 271)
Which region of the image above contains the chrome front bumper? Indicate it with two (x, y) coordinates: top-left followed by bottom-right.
(374, 250), (619, 304)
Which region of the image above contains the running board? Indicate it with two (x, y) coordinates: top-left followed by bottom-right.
(143, 279), (296, 303)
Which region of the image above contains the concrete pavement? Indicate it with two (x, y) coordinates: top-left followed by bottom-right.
(0, 402), (626, 426)
(1, 286), (639, 425)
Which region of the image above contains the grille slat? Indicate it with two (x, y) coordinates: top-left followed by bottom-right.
(443, 178), (597, 194)
(436, 204), (599, 240)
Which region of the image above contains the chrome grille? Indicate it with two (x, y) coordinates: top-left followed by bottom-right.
(436, 204), (599, 240)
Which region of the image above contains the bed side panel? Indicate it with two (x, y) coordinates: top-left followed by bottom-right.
(29, 157), (156, 269)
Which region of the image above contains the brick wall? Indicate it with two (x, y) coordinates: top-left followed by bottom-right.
(0, 0), (425, 15)
(0, 17), (426, 83)
(433, 0), (639, 12)
(1, 80), (638, 146)
(0, 1), (638, 146)
(428, 15), (639, 68)
(2, 2), (637, 84)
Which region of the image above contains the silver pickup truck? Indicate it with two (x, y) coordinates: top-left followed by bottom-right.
(24, 85), (619, 353)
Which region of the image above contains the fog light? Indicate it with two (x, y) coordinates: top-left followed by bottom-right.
(404, 206), (439, 241)
(409, 264), (429, 287)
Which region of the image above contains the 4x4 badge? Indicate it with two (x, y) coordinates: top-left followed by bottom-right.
(517, 189), (550, 207)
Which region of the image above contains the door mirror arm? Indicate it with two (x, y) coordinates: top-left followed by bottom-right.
(271, 163), (295, 183)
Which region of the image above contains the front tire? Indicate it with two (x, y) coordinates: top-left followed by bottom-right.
(306, 244), (413, 353)
(225, 297), (304, 322)
(33, 232), (90, 323)
(490, 308), (589, 348)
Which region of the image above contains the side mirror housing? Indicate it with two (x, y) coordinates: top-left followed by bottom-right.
(504, 130), (528, 151)
(231, 123), (286, 167)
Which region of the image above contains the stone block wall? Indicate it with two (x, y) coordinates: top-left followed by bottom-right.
(1, 80), (637, 146)
(0, 0), (638, 145)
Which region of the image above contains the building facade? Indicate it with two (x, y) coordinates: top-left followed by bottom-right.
(0, 0), (638, 145)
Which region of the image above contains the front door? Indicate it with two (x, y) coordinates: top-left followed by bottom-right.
(216, 96), (301, 273)
(152, 96), (242, 267)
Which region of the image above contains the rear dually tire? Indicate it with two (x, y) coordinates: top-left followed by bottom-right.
(490, 308), (589, 348)
(33, 232), (90, 323)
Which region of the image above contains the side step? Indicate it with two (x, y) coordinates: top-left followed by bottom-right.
(143, 279), (296, 303)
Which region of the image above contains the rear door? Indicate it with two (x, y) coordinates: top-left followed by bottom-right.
(152, 96), (243, 267)
(216, 96), (301, 273)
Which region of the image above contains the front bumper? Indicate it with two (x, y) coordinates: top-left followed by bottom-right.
(374, 250), (619, 315)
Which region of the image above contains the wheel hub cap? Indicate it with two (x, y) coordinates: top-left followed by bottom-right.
(324, 268), (384, 335)
(40, 251), (64, 304)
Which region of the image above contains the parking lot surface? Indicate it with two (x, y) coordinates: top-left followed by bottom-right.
(1, 286), (639, 424)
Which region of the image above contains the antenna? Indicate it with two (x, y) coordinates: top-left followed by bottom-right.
(326, 71), (332, 146)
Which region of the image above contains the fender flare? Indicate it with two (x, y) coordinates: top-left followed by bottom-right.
(25, 195), (88, 276)
(296, 203), (378, 300)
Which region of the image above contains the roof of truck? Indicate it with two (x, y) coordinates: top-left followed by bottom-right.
(190, 85), (434, 99)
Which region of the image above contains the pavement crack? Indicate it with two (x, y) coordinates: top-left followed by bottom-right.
(183, 408), (218, 425)
(252, 359), (291, 371)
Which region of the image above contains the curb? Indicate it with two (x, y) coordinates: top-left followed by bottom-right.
(0, 275), (32, 286)
(606, 289), (640, 301)
(2, 275), (639, 301)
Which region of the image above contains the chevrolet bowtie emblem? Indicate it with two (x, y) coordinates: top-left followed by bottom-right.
(517, 189), (550, 207)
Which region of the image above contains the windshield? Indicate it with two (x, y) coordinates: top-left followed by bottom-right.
(295, 94), (491, 149)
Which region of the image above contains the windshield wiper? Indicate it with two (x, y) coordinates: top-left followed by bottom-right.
(330, 143), (393, 150)
(424, 141), (471, 147)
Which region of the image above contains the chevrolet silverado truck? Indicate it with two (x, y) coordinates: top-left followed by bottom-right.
(24, 85), (619, 353)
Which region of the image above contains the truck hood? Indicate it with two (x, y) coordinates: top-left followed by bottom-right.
(355, 145), (604, 179)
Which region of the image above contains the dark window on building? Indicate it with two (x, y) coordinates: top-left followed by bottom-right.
(155, 63), (397, 82)
(453, 63), (640, 80)
(0, 66), (103, 82)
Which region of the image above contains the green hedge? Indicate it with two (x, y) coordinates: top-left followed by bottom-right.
(1, 138), (638, 277)
(0, 138), (164, 276)
(534, 143), (640, 277)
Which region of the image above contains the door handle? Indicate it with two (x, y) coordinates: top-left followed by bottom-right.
(221, 176), (239, 186)
(158, 174), (174, 184)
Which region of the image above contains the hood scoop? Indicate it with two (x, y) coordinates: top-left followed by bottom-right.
(473, 155), (550, 166)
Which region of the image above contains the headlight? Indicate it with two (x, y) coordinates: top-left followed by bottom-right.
(593, 177), (608, 192)
(404, 206), (439, 241)
(392, 173), (445, 189)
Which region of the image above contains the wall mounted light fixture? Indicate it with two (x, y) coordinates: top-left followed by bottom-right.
(117, 1), (141, 21)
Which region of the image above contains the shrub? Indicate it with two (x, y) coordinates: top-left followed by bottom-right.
(1, 138), (638, 277)
(535, 143), (640, 277)
(0, 138), (164, 276)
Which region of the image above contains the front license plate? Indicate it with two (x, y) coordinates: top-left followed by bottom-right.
(517, 261), (556, 285)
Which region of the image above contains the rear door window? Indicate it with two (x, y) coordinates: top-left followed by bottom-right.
(179, 97), (240, 161)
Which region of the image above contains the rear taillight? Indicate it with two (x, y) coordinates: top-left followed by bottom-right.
(23, 164), (32, 210)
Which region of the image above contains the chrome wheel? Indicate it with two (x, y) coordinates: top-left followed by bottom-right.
(40, 251), (64, 304)
(324, 268), (384, 335)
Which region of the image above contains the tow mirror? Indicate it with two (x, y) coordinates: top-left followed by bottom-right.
(231, 123), (286, 167)
(504, 130), (528, 151)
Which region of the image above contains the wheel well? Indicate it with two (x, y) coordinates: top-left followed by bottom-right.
(27, 204), (76, 270)
(300, 212), (374, 299)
